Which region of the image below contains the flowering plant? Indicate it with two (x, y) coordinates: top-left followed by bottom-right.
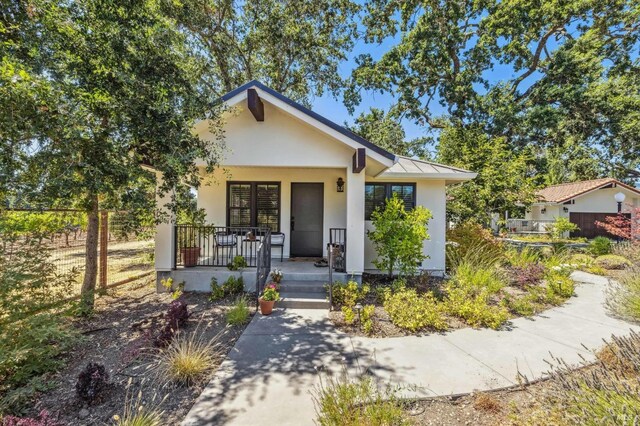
(270, 268), (284, 283)
(261, 283), (280, 302)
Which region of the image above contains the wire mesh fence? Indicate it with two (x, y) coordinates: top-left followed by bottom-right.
(1, 209), (155, 298)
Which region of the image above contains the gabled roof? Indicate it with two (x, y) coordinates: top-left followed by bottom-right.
(537, 178), (640, 203)
(375, 156), (477, 182)
(221, 80), (396, 161)
(219, 81), (476, 183)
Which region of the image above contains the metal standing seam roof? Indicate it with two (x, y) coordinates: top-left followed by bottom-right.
(536, 178), (640, 203)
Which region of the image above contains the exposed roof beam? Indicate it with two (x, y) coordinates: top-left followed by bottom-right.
(352, 148), (365, 173)
(247, 88), (264, 122)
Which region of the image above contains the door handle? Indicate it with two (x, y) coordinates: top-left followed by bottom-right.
(291, 217), (295, 231)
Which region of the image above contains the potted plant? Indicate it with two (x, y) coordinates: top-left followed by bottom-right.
(259, 283), (280, 315)
(270, 268), (283, 284)
(179, 229), (202, 267)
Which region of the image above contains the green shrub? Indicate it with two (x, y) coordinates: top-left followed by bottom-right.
(384, 289), (447, 332)
(569, 253), (594, 267)
(546, 272), (575, 299)
(595, 254), (632, 270)
(444, 287), (509, 329)
(209, 277), (224, 301)
(585, 265), (607, 275)
(313, 374), (411, 426)
(450, 261), (506, 296)
(227, 255), (247, 271)
(222, 275), (244, 295)
(548, 217), (579, 240)
(341, 306), (356, 325)
(504, 294), (542, 317)
(328, 281), (369, 308)
(226, 296), (250, 325)
(368, 195), (432, 277)
(0, 314), (78, 414)
(590, 236), (613, 256)
(361, 305), (375, 335)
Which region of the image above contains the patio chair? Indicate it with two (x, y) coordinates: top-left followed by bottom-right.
(215, 232), (238, 264)
(271, 232), (285, 261)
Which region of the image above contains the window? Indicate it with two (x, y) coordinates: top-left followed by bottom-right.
(227, 182), (280, 231)
(364, 183), (416, 220)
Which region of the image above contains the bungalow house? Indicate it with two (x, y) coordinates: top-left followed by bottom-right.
(509, 178), (640, 238)
(153, 81), (476, 300)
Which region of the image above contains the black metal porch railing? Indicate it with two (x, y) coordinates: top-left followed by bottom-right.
(256, 229), (271, 296)
(329, 228), (347, 272)
(174, 225), (271, 268)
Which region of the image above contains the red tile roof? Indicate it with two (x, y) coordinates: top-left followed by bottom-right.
(537, 178), (640, 203)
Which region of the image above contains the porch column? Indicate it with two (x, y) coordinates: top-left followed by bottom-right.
(346, 169), (365, 276)
(155, 172), (175, 271)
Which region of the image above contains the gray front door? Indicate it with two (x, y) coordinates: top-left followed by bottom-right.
(290, 183), (324, 257)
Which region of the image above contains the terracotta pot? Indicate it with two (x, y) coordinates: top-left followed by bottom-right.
(181, 247), (201, 267)
(259, 298), (275, 315)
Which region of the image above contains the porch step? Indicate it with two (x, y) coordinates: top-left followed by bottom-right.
(277, 271), (348, 282)
(279, 280), (327, 293)
(278, 291), (330, 309)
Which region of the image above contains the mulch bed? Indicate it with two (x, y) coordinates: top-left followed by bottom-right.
(33, 279), (253, 425)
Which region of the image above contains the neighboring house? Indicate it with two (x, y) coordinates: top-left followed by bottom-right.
(509, 178), (640, 238)
(153, 81), (476, 292)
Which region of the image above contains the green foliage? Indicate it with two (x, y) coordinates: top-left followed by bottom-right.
(328, 281), (370, 308)
(348, 108), (429, 158)
(313, 373), (411, 426)
(346, 0), (640, 179)
(505, 247), (541, 268)
(548, 217), (580, 240)
(368, 195), (432, 277)
(504, 294), (541, 317)
(446, 222), (504, 270)
(361, 305), (375, 335)
(261, 283), (280, 302)
(546, 272), (576, 299)
(227, 256), (247, 271)
(437, 127), (538, 223)
(226, 296), (250, 326)
(2, 0), (226, 313)
(590, 237), (613, 256)
(569, 253), (595, 267)
(167, 0), (359, 104)
(444, 286), (509, 329)
(222, 276), (244, 295)
(209, 278), (225, 301)
(383, 289), (447, 332)
(596, 255), (632, 270)
(341, 306), (356, 325)
(161, 278), (184, 300)
(450, 262), (506, 296)
(0, 314), (79, 414)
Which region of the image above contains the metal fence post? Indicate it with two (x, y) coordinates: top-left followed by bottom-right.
(99, 211), (108, 292)
(328, 244), (333, 311)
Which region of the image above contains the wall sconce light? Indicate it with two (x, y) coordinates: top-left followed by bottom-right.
(541, 208), (547, 214)
(337, 177), (345, 192)
(563, 207), (569, 213)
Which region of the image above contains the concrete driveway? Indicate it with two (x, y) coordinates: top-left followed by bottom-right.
(182, 271), (639, 426)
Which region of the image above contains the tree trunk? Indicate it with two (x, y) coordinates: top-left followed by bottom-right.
(80, 195), (99, 314)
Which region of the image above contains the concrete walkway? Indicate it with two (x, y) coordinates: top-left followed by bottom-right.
(182, 271), (639, 426)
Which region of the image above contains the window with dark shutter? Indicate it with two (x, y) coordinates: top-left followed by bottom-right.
(365, 183), (387, 220)
(364, 183), (416, 220)
(227, 182), (280, 231)
(228, 184), (252, 228)
(257, 184), (280, 231)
